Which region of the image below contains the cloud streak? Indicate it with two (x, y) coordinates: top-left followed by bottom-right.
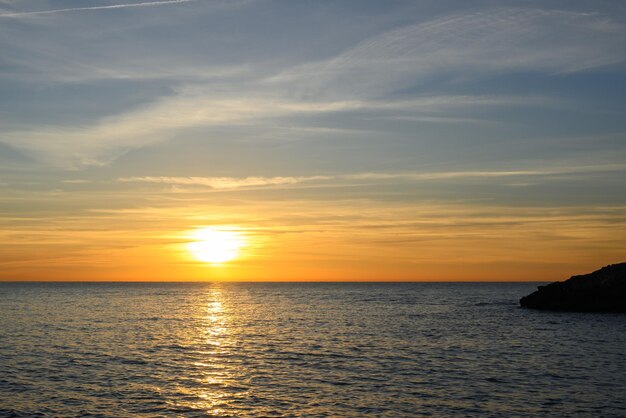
(345, 165), (626, 182)
(116, 164), (626, 191)
(1, 4), (625, 174)
(2, 92), (553, 168)
(273, 8), (626, 99)
(117, 175), (330, 189)
(0, 0), (200, 18)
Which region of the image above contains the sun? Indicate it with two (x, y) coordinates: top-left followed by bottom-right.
(187, 227), (245, 264)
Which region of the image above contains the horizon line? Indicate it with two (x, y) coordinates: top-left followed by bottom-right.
(0, 280), (550, 283)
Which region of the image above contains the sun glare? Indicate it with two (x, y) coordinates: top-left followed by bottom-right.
(187, 227), (246, 264)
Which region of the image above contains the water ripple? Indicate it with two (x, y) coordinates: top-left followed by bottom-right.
(1, 282), (625, 416)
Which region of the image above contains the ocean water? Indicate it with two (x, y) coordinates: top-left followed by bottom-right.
(0, 282), (625, 417)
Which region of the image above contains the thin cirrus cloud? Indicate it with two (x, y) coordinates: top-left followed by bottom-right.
(344, 165), (626, 181)
(1, 5), (625, 170)
(272, 8), (626, 99)
(0, 0), (201, 18)
(116, 164), (626, 191)
(117, 175), (331, 189)
(1, 93), (553, 168)
(0, 95), (363, 167)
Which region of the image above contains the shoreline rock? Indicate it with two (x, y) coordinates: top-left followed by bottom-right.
(520, 263), (626, 312)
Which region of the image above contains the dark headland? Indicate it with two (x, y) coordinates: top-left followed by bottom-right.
(520, 263), (626, 312)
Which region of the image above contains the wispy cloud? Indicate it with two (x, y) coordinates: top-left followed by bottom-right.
(272, 8), (626, 99)
(116, 164), (626, 192)
(345, 165), (626, 182)
(0, 91), (557, 168)
(0, 93), (360, 167)
(117, 175), (330, 189)
(0, 0), (200, 18)
(61, 179), (92, 184)
(1, 4), (625, 172)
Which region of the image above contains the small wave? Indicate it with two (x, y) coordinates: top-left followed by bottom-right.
(474, 301), (515, 306)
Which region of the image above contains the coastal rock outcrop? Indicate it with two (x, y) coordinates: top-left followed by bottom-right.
(520, 263), (626, 312)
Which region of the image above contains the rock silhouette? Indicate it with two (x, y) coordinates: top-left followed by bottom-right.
(520, 263), (626, 312)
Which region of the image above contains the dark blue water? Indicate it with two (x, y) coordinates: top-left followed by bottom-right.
(0, 282), (625, 417)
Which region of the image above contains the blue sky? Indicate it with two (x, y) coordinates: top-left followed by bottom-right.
(1, 0), (625, 280)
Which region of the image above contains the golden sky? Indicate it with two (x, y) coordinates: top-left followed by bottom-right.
(2, 179), (625, 281)
(1, 1), (625, 281)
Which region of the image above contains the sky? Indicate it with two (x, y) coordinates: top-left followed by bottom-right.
(1, 0), (625, 281)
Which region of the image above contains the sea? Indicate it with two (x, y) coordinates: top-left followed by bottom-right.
(0, 282), (624, 417)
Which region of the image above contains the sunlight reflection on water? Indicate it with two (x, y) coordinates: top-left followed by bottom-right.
(1, 282), (625, 417)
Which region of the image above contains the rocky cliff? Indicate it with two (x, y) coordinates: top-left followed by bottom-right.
(520, 263), (626, 312)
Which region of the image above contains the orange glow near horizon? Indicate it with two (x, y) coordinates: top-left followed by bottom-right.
(0, 198), (624, 282)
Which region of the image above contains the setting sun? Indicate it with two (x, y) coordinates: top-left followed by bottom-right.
(187, 227), (246, 264)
